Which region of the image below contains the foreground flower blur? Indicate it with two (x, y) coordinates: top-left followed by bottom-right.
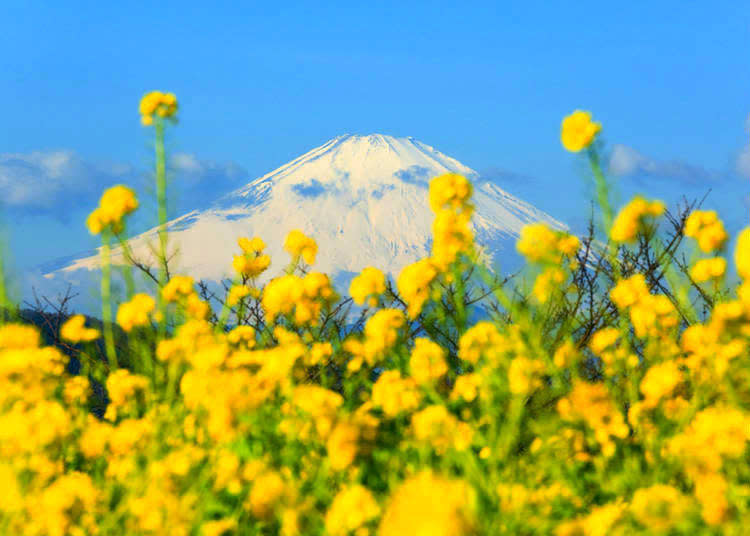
(2, 101), (749, 535)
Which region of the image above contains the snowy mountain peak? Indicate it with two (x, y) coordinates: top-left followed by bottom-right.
(49, 134), (565, 295)
(227, 134), (477, 203)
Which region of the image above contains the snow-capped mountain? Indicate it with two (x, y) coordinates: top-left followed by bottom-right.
(46, 134), (565, 296)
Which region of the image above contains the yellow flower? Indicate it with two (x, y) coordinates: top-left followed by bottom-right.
(238, 236), (266, 254)
(684, 210), (728, 252)
(532, 266), (566, 303)
(248, 471), (285, 520)
(409, 337), (448, 384)
(201, 519), (237, 536)
(429, 173), (474, 214)
(0, 323), (41, 349)
(284, 229), (317, 264)
(139, 90), (178, 125)
(694, 472), (729, 526)
(232, 253), (271, 278)
(609, 274), (649, 309)
(325, 485), (380, 536)
(397, 258), (439, 318)
(630, 484), (691, 532)
(735, 227), (750, 280)
(227, 284), (251, 307)
(689, 257), (726, 283)
(326, 421), (360, 471)
(561, 110), (602, 152)
(362, 309), (405, 364)
(517, 223), (579, 264)
(371, 370), (421, 417)
(63, 376), (90, 405)
(610, 196), (665, 243)
(507, 356), (545, 395)
(451, 373), (481, 402)
(640, 360), (682, 408)
(60, 314), (100, 343)
(411, 405), (472, 453)
(349, 266), (386, 307)
(589, 327), (619, 355)
(116, 293), (155, 332)
(431, 209), (474, 271)
(162, 275), (196, 302)
(227, 325), (256, 348)
(379, 471), (477, 536)
(86, 185), (138, 235)
(458, 321), (505, 364)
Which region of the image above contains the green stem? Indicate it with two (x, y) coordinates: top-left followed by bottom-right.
(115, 232), (136, 300)
(155, 119), (168, 339)
(100, 229), (118, 370)
(587, 147), (613, 235)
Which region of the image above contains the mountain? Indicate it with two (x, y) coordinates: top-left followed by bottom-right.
(42, 134), (565, 305)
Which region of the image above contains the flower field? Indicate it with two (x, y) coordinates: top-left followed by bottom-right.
(1, 95), (749, 535)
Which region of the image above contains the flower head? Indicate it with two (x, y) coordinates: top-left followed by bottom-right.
(283, 229), (317, 265)
(139, 91), (178, 126)
(86, 185), (138, 235)
(561, 110), (601, 152)
(60, 314), (100, 343)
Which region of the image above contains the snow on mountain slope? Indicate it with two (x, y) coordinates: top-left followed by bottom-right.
(48, 134), (565, 293)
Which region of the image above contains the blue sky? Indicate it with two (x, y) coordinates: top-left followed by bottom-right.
(2, 1), (750, 285)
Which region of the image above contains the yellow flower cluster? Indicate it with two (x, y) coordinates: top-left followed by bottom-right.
(396, 257), (439, 319)
(227, 284), (251, 307)
(60, 314), (100, 343)
(261, 272), (338, 325)
(689, 256), (726, 283)
(232, 236), (271, 279)
(160, 275), (211, 320)
(379, 471), (476, 536)
(116, 293), (155, 332)
(508, 356), (545, 395)
(325, 485), (380, 536)
(532, 266), (566, 304)
(344, 309), (405, 372)
(629, 484), (692, 533)
(516, 223), (580, 264)
(561, 110), (601, 152)
(349, 266), (386, 307)
(610, 274), (679, 338)
(450, 372), (481, 402)
(411, 405), (472, 453)
(734, 228), (750, 280)
(86, 185), (139, 235)
(139, 90), (178, 126)
(458, 321), (506, 364)
(429, 172), (474, 214)
(7, 104), (750, 535)
(283, 229), (317, 265)
(409, 337), (448, 384)
(428, 173), (475, 271)
(557, 381), (629, 457)
(371, 370), (421, 417)
(610, 196), (665, 243)
(684, 210), (728, 252)
(666, 406), (750, 525)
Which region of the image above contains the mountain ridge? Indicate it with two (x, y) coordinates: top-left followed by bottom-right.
(44, 134), (565, 295)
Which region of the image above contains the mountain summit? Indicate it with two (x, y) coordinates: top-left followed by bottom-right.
(51, 134), (565, 291)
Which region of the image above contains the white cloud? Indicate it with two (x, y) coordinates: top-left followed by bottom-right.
(0, 151), (134, 210)
(607, 144), (720, 183)
(737, 114), (750, 178)
(0, 150), (247, 218)
(172, 152), (203, 173)
(737, 145), (750, 179)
